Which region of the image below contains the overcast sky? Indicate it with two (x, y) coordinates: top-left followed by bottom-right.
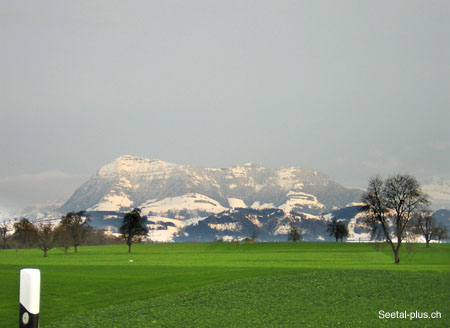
(1, 0), (449, 213)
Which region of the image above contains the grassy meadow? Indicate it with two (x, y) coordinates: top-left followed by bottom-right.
(0, 242), (449, 327)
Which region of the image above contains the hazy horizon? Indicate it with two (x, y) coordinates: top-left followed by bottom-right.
(1, 1), (449, 213)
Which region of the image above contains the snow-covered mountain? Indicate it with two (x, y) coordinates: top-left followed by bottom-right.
(55, 155), (364, 241)
(61, 155), (362, 214)
(8, 155), (450, 242)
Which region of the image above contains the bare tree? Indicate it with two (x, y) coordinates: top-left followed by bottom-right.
(251, 229), (259, 241)
(54, 223), (72, 254)
(119, 208), (148, 253)
(60, 211), (92, 253)
(288, 224), (302, 242)
(414, 212), (436, 247)
(435, 224), (448, 243)
(327, 219), (349, 242)
(337, 222), (349, 242)
(0, 221), (10, 249)
(362, 174), (429, 264)
(36, 223), (56, 257)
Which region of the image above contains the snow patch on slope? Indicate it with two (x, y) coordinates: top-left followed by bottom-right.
(228, 198), (247, 208)
(251, 201), (275, 209)
(89, 191), (133, 211)
(140, 193), (226, 215)
(147, 226), (179, 242)
(208, 222), (242, 231)
(346, 211), (372, 242)
(145, 215), (184, 242)
(279, 191), (324, 213)
(276, 168), (304, 190)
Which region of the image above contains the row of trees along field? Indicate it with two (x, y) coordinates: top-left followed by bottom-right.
(286, 217), (349, 243)
(0, 211), (122, 256)
(0, 208), (150, 256)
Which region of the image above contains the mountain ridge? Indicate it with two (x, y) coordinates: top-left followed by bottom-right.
(60, 155), (362, 214)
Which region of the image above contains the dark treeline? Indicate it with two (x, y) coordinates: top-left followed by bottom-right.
(0, 212), (121, 256)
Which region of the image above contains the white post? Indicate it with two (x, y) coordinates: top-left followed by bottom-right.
(19, 269), (40, 328)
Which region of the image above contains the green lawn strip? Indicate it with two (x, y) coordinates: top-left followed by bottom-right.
(1, 264), (291, 327)
(1, 242), (449, 327)
(45, 270), (450, 328)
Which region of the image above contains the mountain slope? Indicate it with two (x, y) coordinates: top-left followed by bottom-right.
(56, 155), (370, 241)
(61, 155), (362, 215)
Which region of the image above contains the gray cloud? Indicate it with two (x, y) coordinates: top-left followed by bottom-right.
(0, 171), (86, 210)
(0, 0), (449, 209)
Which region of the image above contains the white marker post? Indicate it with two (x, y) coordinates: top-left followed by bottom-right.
(19, 269), (40, 328)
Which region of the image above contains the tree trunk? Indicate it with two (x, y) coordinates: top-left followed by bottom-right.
(426, 239), (430, 248)
(128, 243), (132, 254)
(74, 245), (78, 253)
(44, 249), (48, 257)
(64, 246), (68, 255)
(394, 248), (400, 264)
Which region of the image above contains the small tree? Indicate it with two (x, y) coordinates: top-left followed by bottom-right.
(86, 229), (107, 246)
(327, 219), (348, 242)
(361, 174), (429, 264)
(414, 212), (436, 247)
(435, 224), (448, 243)
(13, 218), (37, 249)
(0, 221), (10, 249)
(288, 225), (302, 242)
(36, 223), (56, 257)
(327, 219), (339, 242)
(119, 208), (148, 253)
(251, 229), (259, 241)
(337, 222), (349, 242)
(60, 211), (91, 253)
(54, 223), (72, 254)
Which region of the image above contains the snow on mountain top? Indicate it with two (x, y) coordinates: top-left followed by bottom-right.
(97, 155), (179, 177)
(98, 156), (331, 184)
(61, 155), (362, 214)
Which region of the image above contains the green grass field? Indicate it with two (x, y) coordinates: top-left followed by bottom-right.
(1, 242), (449, 327)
